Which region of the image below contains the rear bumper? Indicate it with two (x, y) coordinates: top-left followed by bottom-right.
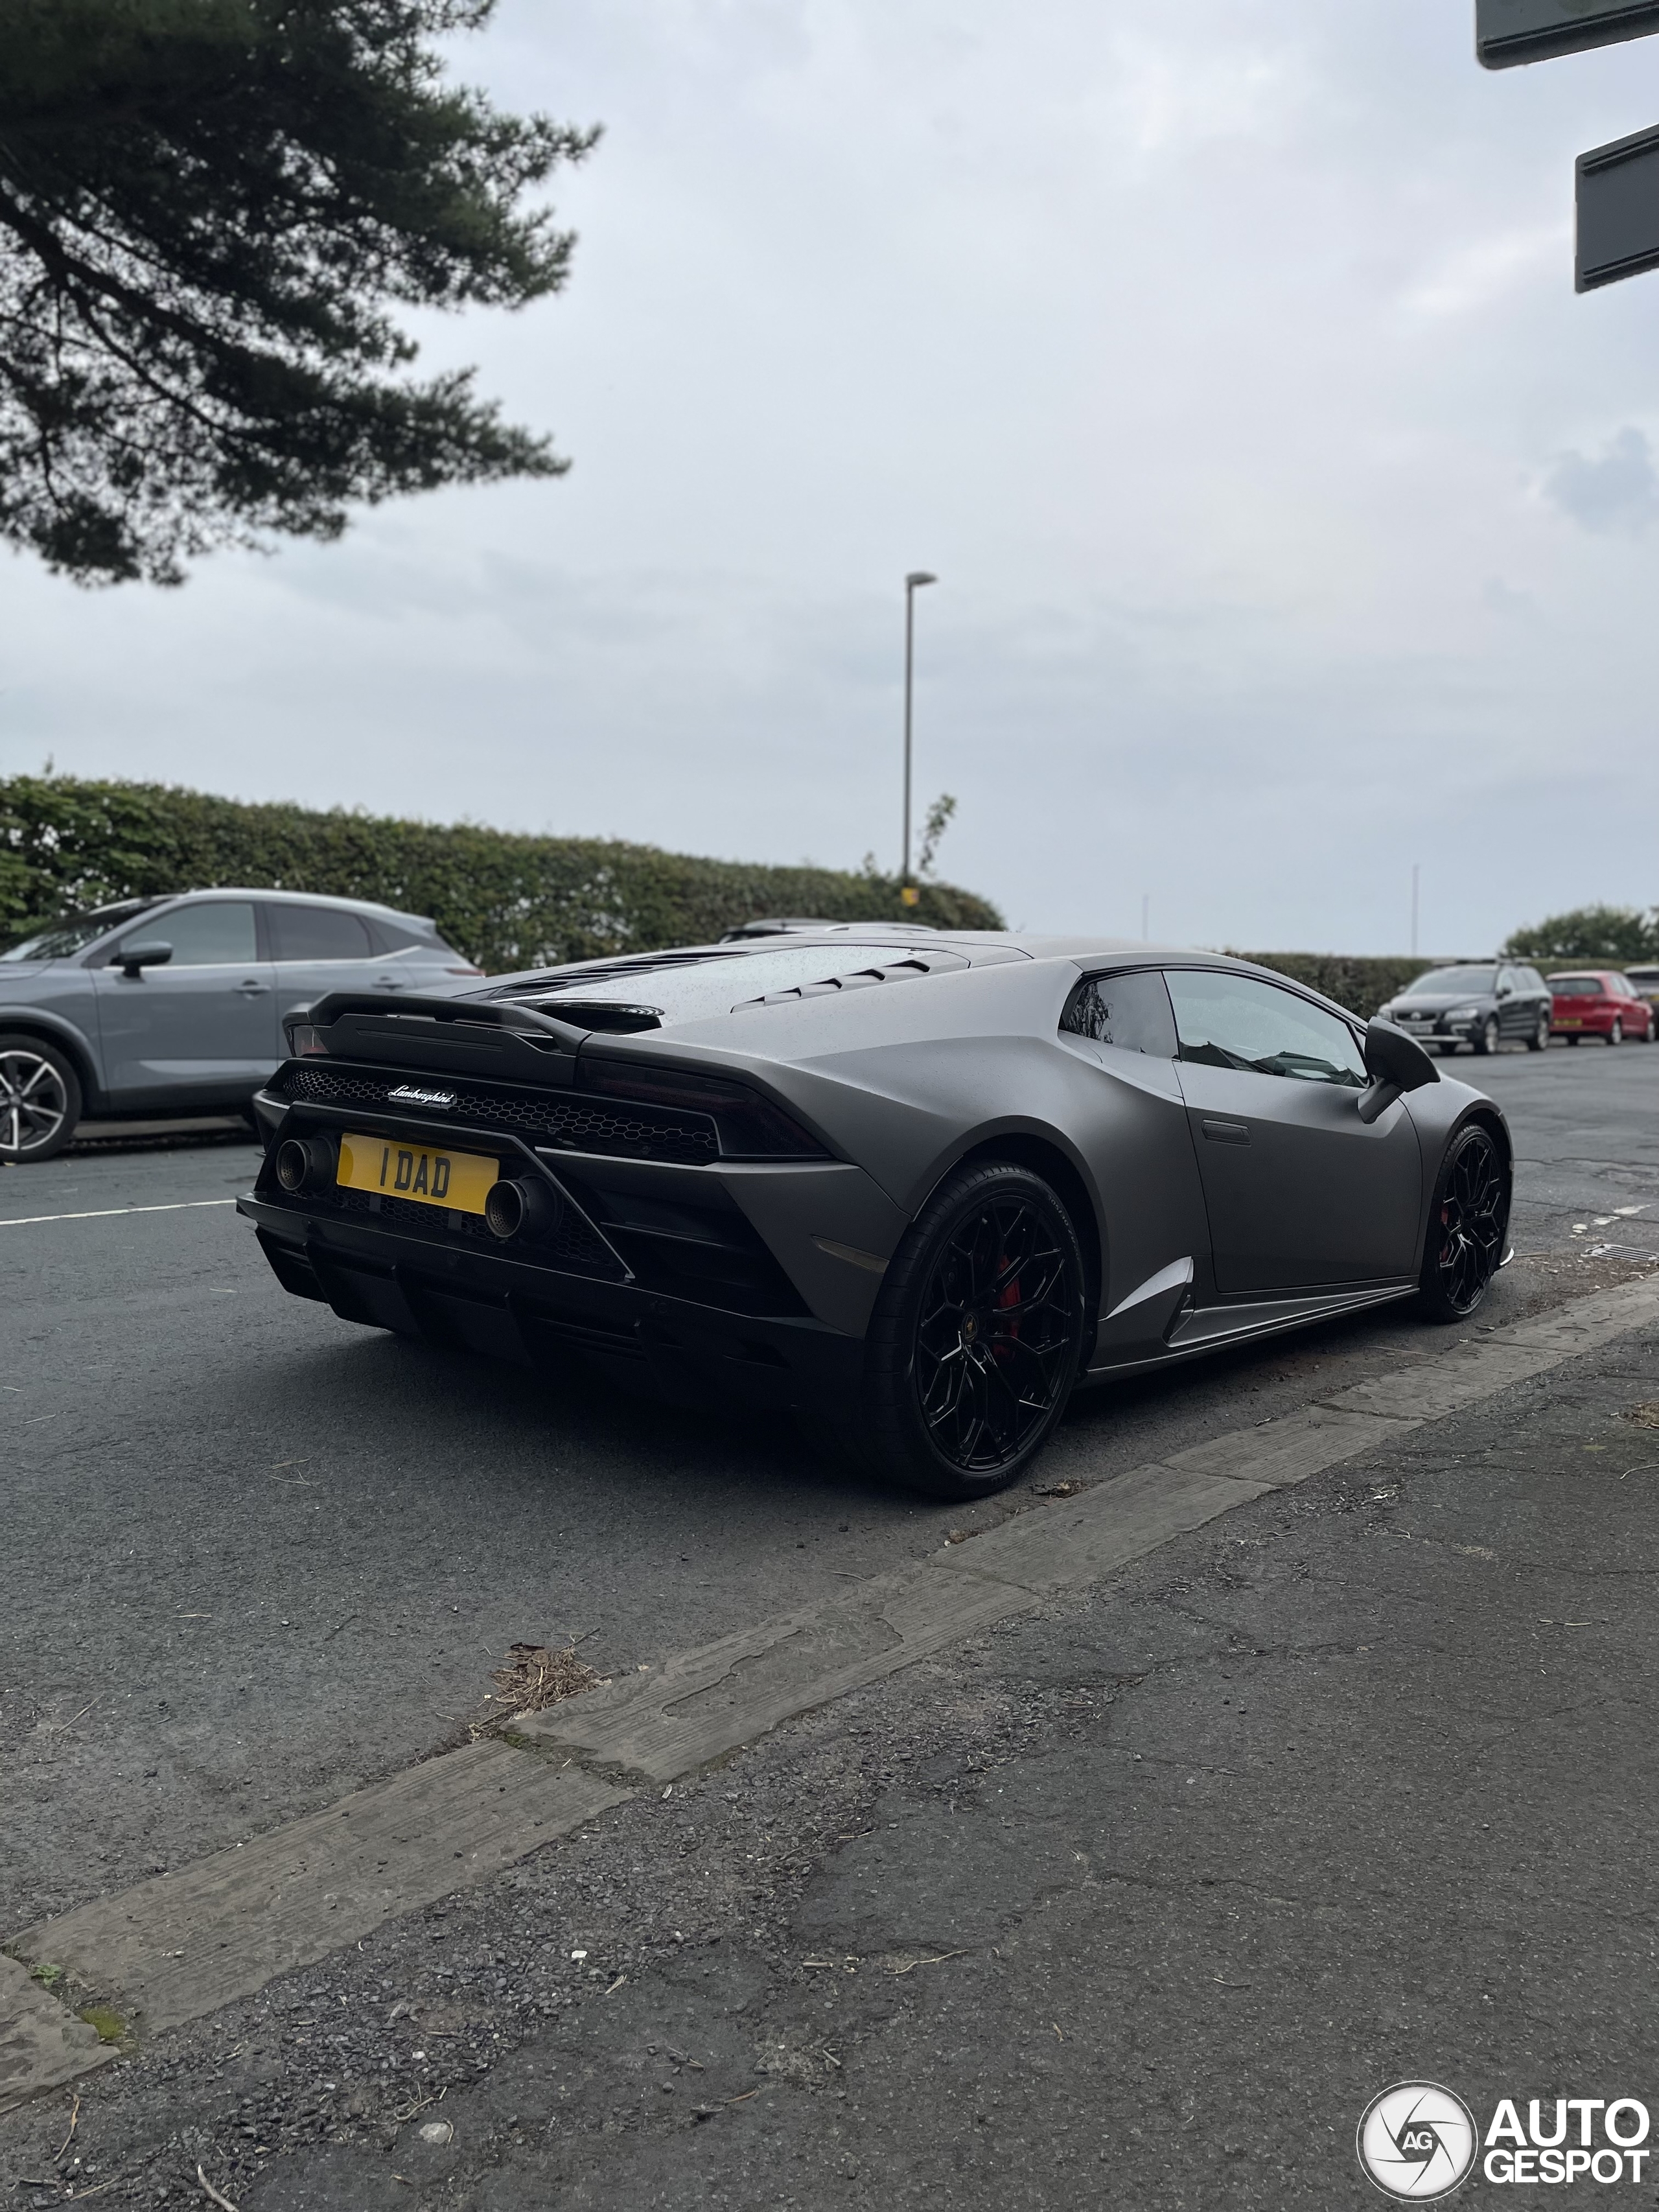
(241, 1190), (863, 1412)
(240, 1081), (874, 1414)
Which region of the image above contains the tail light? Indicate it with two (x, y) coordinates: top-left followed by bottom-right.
(582, 1064), (830, 1159)
(286, 1023), (329, 1057)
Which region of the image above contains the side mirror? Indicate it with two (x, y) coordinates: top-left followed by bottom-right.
(115, 940), (173, 978)
(1496, 983), (1513, 999)
(1357, 1016), (1439, 1126)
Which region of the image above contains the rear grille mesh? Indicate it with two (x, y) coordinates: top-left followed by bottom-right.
(279, 1062), (719, 1165)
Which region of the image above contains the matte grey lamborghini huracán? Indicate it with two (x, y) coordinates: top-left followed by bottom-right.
(242, 929), (1513, 1498)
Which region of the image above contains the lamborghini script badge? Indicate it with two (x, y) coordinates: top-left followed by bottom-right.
(386, 1085), (457, 1110)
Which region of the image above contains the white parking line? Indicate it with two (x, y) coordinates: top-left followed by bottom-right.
(0, 1198), (240, 1228)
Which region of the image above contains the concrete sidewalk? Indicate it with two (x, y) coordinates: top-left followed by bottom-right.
(6, 1299), (1658, 2207)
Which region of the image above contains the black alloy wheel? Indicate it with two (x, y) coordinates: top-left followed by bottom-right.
(857, 1161), (1087, 1498)
(1474, 1015), (1500, 1056)
(1527, 1011), (1549, 1052)
(1608, 1018), (1623, 1047)
(1418, 1123), (1509, 1323)
(0, 1034), (82, 1163)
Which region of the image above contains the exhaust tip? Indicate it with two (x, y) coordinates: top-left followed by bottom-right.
(485, 1176), (559, 1242)
(485, 1179), (526, 1240)
(275, 1134), (335, 1194)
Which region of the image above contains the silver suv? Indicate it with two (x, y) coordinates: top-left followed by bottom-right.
(0, 888), (481, 1161)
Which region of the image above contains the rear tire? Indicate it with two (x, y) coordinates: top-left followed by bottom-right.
(853, 1161), (1087, 1500)
(1418, 1123), (1509, 1325)
(0, 1034), (82, 1163)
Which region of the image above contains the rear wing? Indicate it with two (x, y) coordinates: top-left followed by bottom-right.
(283, 992), (588, 1086)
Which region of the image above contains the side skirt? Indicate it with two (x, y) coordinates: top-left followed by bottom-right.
(1078, 1279), (1419, 1384)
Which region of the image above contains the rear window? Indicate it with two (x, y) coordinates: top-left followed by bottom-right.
(1549, 976), (1606, 997)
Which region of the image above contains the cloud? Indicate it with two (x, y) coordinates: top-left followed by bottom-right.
(1542, 428), (1659, 537)
(7, 0), (1659, 959)
(1400, 224), (1566, 319)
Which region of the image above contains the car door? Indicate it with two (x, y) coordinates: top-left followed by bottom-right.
(1056, 968), (1214, 1353)
(1496, 966), (1529, 1042)
(91, 899), (277, 1105)
(1163, 968), (1423, 1294)
(266, 902), (409, 1032)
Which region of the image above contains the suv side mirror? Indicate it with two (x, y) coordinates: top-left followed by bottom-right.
(1496, 982), (1513, 998)
(1357, 1016), (1439, 1125)
(115, 940), (173, 978)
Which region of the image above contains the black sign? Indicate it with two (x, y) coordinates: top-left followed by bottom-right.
(1478, 0), (1659, 67)
(1577, 124), (1659, 289)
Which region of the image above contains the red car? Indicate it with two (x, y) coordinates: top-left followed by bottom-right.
(1548, 970), (1658, 1045)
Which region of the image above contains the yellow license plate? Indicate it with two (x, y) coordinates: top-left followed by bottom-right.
(1558, 1017), (1583, 1027)
(337, 1132), (499, 1214)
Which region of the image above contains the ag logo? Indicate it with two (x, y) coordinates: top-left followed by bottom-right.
(1357, 2082), (1478, 2201)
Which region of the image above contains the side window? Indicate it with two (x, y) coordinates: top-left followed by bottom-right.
(268, 904), (373, 961)
(119, 902), (257, 968)
(1061, 969), (1177, 1056)
(1165, 970), (1367, 1089)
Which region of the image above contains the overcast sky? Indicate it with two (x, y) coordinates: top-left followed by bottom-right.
(5, 0), (1658, 954)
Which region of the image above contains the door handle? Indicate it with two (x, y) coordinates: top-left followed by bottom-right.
(1201, 1118), (1249, 1145)
(373, 975), (404, 991)
(237, 979), (270, 995)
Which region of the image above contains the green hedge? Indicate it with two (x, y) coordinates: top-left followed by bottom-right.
(0, 775), (1003, 973)
(1229, 952), (1443, 1021)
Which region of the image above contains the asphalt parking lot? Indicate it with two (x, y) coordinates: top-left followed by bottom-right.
(3, 1038), (1658, 2206)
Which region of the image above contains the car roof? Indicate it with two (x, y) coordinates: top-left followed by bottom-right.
(153, 886), (432, 924)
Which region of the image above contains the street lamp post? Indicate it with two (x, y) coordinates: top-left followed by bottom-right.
(901, 571), (936, 901)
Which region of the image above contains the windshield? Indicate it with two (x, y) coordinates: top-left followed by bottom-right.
(524, 942), (935, 1025)
(1403, 966), (1495, 997)
(0, 901), (154, 962)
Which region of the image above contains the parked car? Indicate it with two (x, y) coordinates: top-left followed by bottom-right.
(1377, 962), (1553, 1056)
(1546, 970), (1658, 1045)
(1622, 964), (1659, 1017)
(242, 933), (1511, 1499)
(0, 889), (481, 1161)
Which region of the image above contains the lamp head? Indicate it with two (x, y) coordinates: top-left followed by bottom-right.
(905, 570), (937, 589)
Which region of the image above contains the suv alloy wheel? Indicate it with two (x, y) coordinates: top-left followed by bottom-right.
(0, 1034), (82, 1162)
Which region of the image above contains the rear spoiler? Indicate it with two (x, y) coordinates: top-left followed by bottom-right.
(285, 992), (590, 1086)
